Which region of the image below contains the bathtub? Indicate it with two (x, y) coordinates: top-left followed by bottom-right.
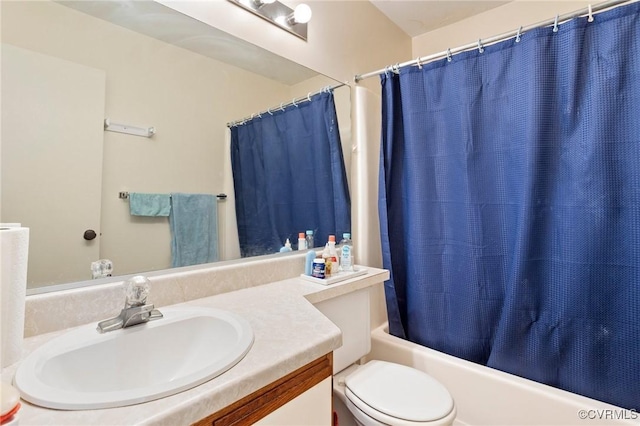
(367, 323), (638, 426)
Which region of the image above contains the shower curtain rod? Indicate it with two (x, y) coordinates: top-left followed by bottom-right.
(354, 0), (634, 82)
(227, 81), (348, 128)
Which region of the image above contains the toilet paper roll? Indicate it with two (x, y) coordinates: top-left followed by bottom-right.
(1, 227), (29, 368)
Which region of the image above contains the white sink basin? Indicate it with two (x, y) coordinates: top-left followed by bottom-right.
(14, 306), (254, 410)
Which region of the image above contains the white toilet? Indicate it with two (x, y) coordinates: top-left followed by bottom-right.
(315, 288), (456, 426)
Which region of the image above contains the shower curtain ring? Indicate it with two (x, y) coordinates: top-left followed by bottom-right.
(588, 4), (594, 22)
(516, 26), (523, 42)
(553, 14), (559, 32)
(477, 39), (484, 53)
(292, 97), (298, 107)
(392, 63), (400, 74)
(280, 102), (285, 111)
(416, 57), (423, 69)
(446, 48), (452, 62)
(267, 108), (273, 116)
(307, 92), (312, 102)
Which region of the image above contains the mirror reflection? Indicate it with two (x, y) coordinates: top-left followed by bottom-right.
(1, 0), (351, 291)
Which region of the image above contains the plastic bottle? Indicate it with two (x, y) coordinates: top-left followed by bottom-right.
(327, 235), (339, 272)
(305, 250), (316, 276)
(279, 238), (292, 252)
(322, 243), (333, 277)
(297, 232), (307, 250)
(305, 230), (314, 250)
(312, 258), (326, 279)
(339, 233), (354, 272)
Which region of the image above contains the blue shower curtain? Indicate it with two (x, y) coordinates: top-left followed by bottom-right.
(379, 3), (640, 410)
(231, 91), (350, 256)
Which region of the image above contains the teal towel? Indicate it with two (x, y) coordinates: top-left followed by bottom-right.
(129, 193), (171, 217)
(169, 193), (218, 267)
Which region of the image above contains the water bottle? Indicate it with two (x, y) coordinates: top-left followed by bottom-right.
(339, 233), (354, 272)
(305, 230), (314, 250)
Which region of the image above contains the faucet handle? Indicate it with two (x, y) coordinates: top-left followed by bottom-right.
(124, 275), (151, 307)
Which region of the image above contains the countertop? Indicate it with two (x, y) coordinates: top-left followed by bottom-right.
(1, 266), (389, 425)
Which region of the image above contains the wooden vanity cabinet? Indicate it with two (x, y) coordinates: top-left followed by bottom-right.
(193, 353), (333, 426)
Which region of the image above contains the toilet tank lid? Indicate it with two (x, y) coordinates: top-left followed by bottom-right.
(345, 360), (454, 422)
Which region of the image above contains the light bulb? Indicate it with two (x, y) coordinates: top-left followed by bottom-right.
(292, 3), (312, 24)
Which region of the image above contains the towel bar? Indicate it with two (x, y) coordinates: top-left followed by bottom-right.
(119, 192), (227, 200)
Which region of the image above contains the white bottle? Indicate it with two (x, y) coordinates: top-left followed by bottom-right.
(297, 232), (307, 250)
(339, 233), (354, 272)
(327, 235), (339, 272)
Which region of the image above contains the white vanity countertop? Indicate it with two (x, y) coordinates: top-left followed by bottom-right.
(1, 266), (389, 426)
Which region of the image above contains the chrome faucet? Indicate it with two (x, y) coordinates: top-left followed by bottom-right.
(96, 275), (163, 333)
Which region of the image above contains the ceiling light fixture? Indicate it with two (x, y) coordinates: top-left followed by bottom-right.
(228, 0), (312, 41)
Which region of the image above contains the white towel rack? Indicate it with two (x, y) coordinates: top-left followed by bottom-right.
(104, 118), (155, 138)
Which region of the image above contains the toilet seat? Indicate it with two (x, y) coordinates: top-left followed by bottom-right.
(344, 360), (454, 425)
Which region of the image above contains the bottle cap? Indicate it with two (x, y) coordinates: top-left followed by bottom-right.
(299, 232), (305, 238)
(328, 235), (336, 242)
(306, 230), (313, 235)
(343, 233), (351, 239)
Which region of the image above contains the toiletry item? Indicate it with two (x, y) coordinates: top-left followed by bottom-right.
(305, 250), (316, 276)
(297, 232), (307, 250)
(312, 258), (326, 279)
(279, 238), (292, 252)
(328, 235), (339, 270)
(305, 230), (314, 250)
(322, 243), (333, 276)
(339, 233), (354, 272)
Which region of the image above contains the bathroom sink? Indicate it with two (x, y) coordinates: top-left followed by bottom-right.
(14, 306), (254, 410)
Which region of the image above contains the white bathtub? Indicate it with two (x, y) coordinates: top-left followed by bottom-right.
(367, 323), (638, 426)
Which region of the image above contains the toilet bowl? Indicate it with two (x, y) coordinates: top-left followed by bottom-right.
(333, 361), (456, 426)
(313, 287), (456, 426)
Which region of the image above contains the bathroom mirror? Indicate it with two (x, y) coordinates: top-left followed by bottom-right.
(0, 0), (351, 291)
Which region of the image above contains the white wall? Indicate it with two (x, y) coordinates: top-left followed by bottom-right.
(412, 1), (591, 57)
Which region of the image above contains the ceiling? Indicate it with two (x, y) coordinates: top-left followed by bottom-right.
(370, 0), (513, 37)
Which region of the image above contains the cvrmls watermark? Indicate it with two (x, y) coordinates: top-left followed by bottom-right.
(578, 409), (638, 421)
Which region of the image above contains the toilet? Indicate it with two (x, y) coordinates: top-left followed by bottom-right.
(315, 288), (456, 426)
